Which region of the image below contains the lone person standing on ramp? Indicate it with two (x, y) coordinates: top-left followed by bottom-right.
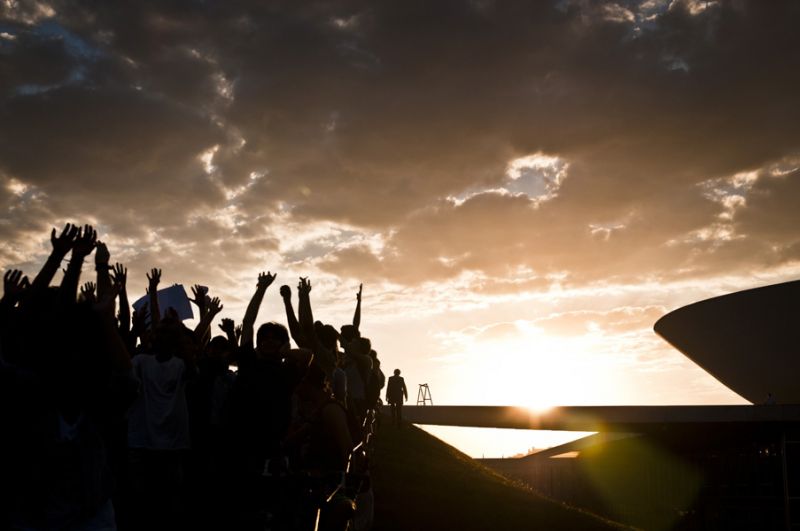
(386, 369), (408, 428)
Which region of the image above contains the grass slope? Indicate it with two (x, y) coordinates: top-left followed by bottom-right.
(371, 423), (628, 531)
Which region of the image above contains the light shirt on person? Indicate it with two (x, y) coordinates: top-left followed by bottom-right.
(127, 354), (191, 450)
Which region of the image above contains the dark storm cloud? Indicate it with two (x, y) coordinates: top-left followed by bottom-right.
(2, 0), (799, 287)
(0, 23), (74, 94)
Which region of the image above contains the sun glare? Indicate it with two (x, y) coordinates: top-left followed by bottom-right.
(453, 323), (604, 410)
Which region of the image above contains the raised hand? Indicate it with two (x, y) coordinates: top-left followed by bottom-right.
(235, 324), (242, 342)
(279, 284), (292, 301)
(50, 223), (79, 257)
(95, 241), (110, 266)
(72, 225), (97, 259)
(352, 281), (362, 331)
(298, 277), (312, 295)
(111, 262), (130, 333)
(218, 317), (235, 335)
(111, 263), (127, 287)
(194, 295), (223, 344)
(241, 271), (275, 347)
(81, 281), (97, 299)
(190, 284), (208, 311)
(257, 271), (276, 289)
(111, 271), (125, 290)
(3, 269), (30, 302)
(146, 268), (161, 294)
(207, 296), (223, 316)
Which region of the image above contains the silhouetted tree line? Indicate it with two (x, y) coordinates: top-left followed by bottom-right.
(0, 224), (385, 531)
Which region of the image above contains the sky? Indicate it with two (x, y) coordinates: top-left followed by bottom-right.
(1, 0), (799, 457)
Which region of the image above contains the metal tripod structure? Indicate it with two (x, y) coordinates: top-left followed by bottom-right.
(416, 383), (433, 406)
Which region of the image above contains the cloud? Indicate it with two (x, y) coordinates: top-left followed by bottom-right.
(1, 0), (799, 296)
(734, 166), (800, 240)
(533, 306), (667, 336)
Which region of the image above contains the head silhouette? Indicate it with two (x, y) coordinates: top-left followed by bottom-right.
(340, 324), (359, 345)
(317, 324), (340, 352)
(207, 335), (232, 361)
(256, 321), (290, 358)
(394, 369), (401, 376)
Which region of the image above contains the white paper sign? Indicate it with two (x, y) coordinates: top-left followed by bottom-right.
(132, 284), (197, 321)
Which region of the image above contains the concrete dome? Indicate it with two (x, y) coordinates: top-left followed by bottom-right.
(654, 280), (800, 404)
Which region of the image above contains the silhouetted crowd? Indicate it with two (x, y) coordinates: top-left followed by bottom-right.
(0, 224), (386, 531)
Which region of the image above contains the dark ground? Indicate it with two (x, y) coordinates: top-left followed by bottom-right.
(370, 422), (630, 530)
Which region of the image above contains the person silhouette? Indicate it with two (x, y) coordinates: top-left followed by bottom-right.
(385, 369), (408, 428)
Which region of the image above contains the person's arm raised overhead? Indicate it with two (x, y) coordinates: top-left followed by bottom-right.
(353, 283), (363, 333)
(297, 277), (334, 375)
(190, 284), (211, 345)
(94, 241), (112, 300)
(31, 223), (79, 292)
(189, 284), (207, 315)
(146, 268), (161, 330)
(218, 317), (238, 347)
(111, 263), (130, 336)
(195, 295), (223, 343)
(1, 269), (29, 312)
(94, 281), (132, 371)
(280, 284), (309, 348)
(297, 277), (315, 340)
(129, 303), (149, 353)
(240, 270), (275, 348)
(60, 225), (97, 305)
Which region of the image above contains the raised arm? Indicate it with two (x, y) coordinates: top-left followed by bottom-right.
(240, 271), (275, 348)
(111, 263), (130, 335)
(194, 296), (223, 343)
(353, 283), (362, 332)
(1, 269), (29, 313)
(80, 281), (97, 303)
(146, 268), (161, 330)
(31, 224), (78, 292)
(189, 284), (211, 345)
(218, 317), (238, 347)
(94, 241), (112, 300)
(297, 278), (335, 376)
(94, 282), (132, 370)
(129, 303), (150, 353)
(60, 225), (96, 305)
(297, 277), (315, 341)
(280, 284), (309, 348)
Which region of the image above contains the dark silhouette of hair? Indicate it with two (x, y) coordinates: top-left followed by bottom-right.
(317, 323), (340, 351)
(256, 321), (289, 347)
(208, 335), (229, 352)
(340, 324), (358, 344)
